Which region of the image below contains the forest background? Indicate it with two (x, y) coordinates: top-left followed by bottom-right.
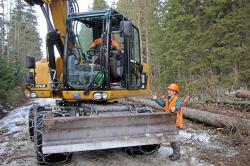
(0, 0), (250, 106)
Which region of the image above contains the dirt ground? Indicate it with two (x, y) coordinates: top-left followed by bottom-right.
(0, 99), (249, 166)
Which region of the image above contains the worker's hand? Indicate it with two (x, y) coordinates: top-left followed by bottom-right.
(152, 94), (158, 100)
(170, 107), (176, 112)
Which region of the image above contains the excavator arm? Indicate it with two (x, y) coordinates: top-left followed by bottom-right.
(24, 0), (69, 94)
(23, 0), (66, 44)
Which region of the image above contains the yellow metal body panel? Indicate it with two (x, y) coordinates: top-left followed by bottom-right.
(55, 57), (63, 80)
(23, 0), (66, 44)
(142, 63), (149, 73)
(27, 57), (64, 98)
(44, 0), (51, 4)
(49, 0), (67, 44)
(26, 58), (52, 98)
(28, 90), (52, 98)
(34, 59), (50, 90)
(63, 89), (149, 101)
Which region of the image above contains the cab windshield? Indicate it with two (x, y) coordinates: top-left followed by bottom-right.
(66, 16), (105, 89)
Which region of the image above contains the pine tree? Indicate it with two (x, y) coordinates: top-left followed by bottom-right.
(0, 0), (8, 59)
(116, 0), (161, 90)
(157, 0), (250, 97)
(0, 0), (42, 106)
(92, 0), (108, 10)
(7, 0), (41, 67)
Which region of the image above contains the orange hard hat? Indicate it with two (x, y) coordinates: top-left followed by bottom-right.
(167, 83), (180, 93)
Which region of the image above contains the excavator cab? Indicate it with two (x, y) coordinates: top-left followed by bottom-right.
(65, 9), (143, 93)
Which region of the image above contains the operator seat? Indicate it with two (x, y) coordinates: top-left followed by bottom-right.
(110, 51), (123, 82)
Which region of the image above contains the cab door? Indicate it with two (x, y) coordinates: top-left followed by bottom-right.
(128, 26), (142, 89)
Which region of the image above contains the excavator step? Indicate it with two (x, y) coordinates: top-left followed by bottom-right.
(42, 112), (177, 154)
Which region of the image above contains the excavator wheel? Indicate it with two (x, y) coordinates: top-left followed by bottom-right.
(124, 144), (160, 155)
(137, 144), (160, 155)
(124, 107), (161, 156)
(34, 111), (72, 164)
(28, 107), (35, 142)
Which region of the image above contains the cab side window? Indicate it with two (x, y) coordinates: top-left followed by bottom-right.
(129, 26), (141, 89)
(131, 27), (140, 63)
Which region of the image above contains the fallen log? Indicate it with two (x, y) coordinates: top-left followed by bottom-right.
(182, 108), (250, 135)
(130, 98), (250, 135)
(207, 99), (250, 105)
(236, 90), (250, 99)
(206, 99), (250, 112)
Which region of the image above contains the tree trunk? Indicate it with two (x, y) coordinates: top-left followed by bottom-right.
(182, 107), (250, 135)
(236, 90), (250, 99)
(206, 99), (250, 112)
(130, 98), (250, 135)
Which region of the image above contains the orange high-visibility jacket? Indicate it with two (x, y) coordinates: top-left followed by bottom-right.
(164, 95), (183, 128)
(91, 38), (120, 49)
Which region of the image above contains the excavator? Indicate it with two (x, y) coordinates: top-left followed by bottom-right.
(24, 0), (177, 164)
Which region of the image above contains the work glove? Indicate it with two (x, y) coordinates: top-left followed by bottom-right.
(170, 107), (176, 112)
(152, 93), (158, 100)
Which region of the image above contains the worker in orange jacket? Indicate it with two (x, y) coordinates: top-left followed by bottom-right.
(153, 83), (183, 161)
(91, 34), (120, 50)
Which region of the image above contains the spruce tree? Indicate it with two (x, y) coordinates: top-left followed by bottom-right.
(7, 0), (41, 67)
(157, 0), (250, 97)
(92, 0), (108, 10)
(0, 0), (42, 105)
(116, 0), (161, 89)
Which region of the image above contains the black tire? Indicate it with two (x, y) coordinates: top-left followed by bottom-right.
(28, 107), (35, 142)
(137, 144), (161, 155)
(34, 111), (72, 164)
(125, 108), (161, 156)
(124, 144), (160, 155)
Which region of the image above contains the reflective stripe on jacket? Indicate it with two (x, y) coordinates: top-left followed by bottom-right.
(164, 95), (183, 128)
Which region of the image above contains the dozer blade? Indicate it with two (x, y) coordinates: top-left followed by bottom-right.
(42, 112), (177, 154)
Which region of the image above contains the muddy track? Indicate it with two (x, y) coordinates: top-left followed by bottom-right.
(0, 99), (249, 166)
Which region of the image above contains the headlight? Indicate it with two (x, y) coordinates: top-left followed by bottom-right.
(93, 93), (102, 100)
(25, 91), (30, 98)
(30, 92), (37, 98)
(93, 92), (108, 100)
(102, 93), (108, 99)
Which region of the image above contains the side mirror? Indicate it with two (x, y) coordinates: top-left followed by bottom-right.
(26, 56), (35, 69)
(119, 21), (132, 37)
(26, 72), (35, 84)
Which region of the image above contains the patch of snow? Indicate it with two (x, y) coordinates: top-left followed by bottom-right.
(189, 156), (214, 166)
(0, 106), (30, 135)
(32, 98), (56, 106)
(178, 130), (211, 144)
(178, 130), (192, 141)
(192, 132), (211, 143)
(0, 142), (8, 154)
(225, 149), (239, 157)
(0, 99), (56, 136)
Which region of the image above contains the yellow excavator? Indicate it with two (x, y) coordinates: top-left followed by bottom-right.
(24, 0), (177, 164)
